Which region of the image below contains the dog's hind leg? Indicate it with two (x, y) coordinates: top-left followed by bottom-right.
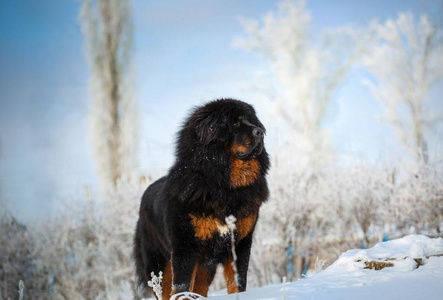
(142, 251), (171, 300)
(161, 261), (173, 300)
(171, 248), (199, 295)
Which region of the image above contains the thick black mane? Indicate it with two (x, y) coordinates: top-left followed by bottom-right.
(169, 99), (269, 204)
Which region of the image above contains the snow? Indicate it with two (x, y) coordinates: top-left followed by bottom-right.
(332, 234), (443, 272)
(143, 235), (443, 299)
(207, 234), (443, 300)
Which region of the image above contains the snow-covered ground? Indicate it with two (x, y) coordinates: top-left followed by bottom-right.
(208, 235), (443, 300)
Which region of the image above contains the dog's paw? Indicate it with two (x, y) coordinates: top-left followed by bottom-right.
(170, 292), (205, 299)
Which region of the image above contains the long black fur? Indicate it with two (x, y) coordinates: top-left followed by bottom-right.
(133, 99), (269, 298)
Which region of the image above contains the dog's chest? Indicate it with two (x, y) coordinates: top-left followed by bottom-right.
(188, 213), (257, 242)
(230, 158), (260, 188)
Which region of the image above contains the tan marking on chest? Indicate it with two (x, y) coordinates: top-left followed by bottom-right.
(230, 157), (260, 188)
(189, 214), (229, 240)
(189, 213), (258, 241)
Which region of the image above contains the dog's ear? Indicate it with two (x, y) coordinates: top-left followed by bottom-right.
(196, 111), (224, 146)
(188, 108), (225, 146)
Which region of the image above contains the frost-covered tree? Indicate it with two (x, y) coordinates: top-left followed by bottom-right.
(80, 0), (139, 188)
(20, 180), (146, 299)
(363, 12), (443, 162)
(389, 161), (443, 236)
(235, 0), (365, 170)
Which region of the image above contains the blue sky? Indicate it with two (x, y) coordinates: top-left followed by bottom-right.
(0, 0), (440, 221)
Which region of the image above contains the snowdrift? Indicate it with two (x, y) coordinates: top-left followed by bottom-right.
(210, 234), (443, 300)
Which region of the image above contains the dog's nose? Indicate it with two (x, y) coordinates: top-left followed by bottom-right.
(253, 127), (264, 138)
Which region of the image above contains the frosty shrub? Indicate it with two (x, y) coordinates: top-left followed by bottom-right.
(147, 271), (163, 299)
(389, 161), (443, 236)
(248, 156), (443, 285)
(0, 209), (36, 299)
(0, 177), (148, 299)
(1, 158), (442, 297)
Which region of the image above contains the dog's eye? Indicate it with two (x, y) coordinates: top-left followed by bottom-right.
(233, 116), (243, 128)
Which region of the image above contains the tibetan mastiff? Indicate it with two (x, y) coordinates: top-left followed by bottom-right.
(133, 99), (269, 299)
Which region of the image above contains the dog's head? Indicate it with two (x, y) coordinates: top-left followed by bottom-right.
(186, 99), (266, 160)
(228, 113), (265, 159)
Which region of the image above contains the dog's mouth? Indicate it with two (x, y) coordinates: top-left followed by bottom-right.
(235, 139), (263, 159)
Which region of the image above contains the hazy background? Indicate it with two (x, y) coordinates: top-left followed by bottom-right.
(0, 0), (442, 221)
(1, 1), (443, 298)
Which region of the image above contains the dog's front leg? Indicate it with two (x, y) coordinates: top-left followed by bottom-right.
(236, 233), (254, 292)
(171, 245), (198, 295)
(226, 231), (254, 293)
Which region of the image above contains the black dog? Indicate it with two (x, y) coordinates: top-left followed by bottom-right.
(133, 99), (269, 299)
